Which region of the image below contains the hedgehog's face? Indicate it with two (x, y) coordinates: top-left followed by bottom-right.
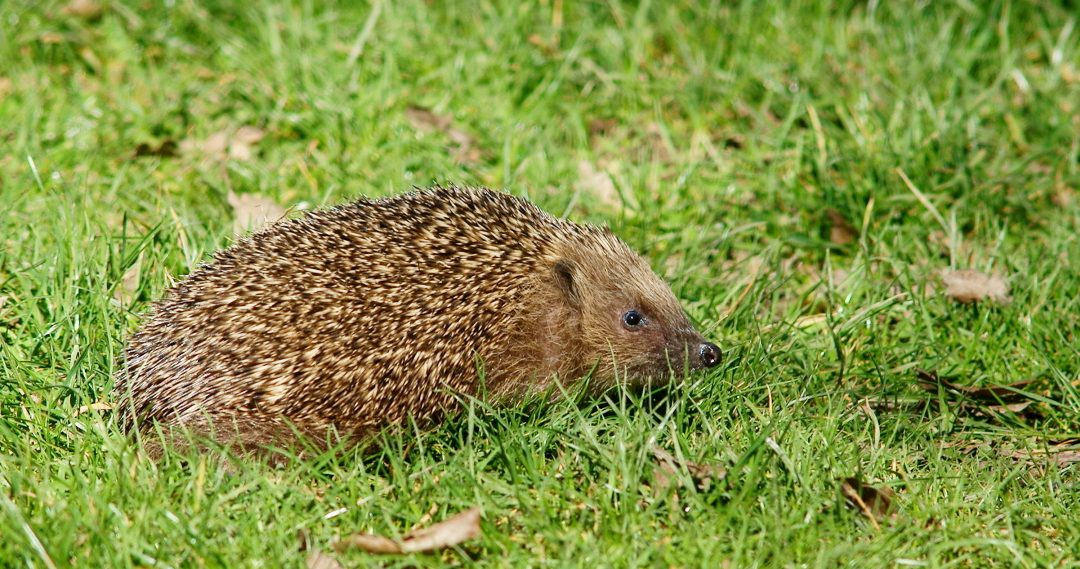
(597, 291), (722, 386)
(552, 252), (721, 389)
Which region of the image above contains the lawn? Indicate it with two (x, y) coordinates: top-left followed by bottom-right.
(2, 0), (1079, 566)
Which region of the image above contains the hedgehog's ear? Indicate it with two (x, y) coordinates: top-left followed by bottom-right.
(553, 259), (582, 308)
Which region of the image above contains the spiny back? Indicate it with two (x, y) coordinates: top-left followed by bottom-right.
(118, 186), (667, 445)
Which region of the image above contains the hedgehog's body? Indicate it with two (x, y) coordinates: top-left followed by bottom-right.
(118, 186), (720, 452)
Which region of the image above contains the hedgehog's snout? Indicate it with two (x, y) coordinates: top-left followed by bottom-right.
(663, 335), (722, 374)
(698, 342), (722, 369)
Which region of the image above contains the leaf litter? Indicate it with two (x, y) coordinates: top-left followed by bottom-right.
(1003, 440), (1080, 468)
(826, 209), (857, 245)
(576, 159), (621, 210)
(915, 369), (1035, 404)
(181, 125), (265, 162)
(305, 549), (344, 569)
(332, 507), (481, 555)
(228, 191), (286, 234)
(840, 477), (896, 529)
(650, 445), (727, 493)
(113, 256), (141, 305)
(62, 0), (103, 20)
(940, 269), (1011, 305)
(915, 369), (1041, 418)
(299, 531), (344, 569)
(73, 402), (114, 417)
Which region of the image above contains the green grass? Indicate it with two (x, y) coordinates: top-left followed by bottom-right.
(2, 0), (1080, 566)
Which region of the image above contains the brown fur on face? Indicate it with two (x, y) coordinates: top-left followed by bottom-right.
(525, 238), (708, 391)
(117, 186), (719, 454)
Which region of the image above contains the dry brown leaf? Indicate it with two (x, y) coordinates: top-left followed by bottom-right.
(230, 126), (266, 161)
(74, 401), (114, 417)
(1051, 187), (1074, 208)
(197, 131), (230, 157)
(113, 257), (141, 305)
(298, 530), (345, 569)
(987, 401), (1033, 414)
(228, 191), (286, 234)
(587, 118), (618, 138)
(1053, 451), (1080, 465)
(826, 209), (857, 245)
(645, 122), (674, 162)
(941, 269), (1011, 305)
(1004, 447), (1080, 467)
(576, 159), (620, 209)
(840, 477), (895, 529)
(181, 126), (265, 162)
(405, 105), (478, 164)
(333, 507), (481, 555)
(451, 145), (481, 165)
(405, 105), (453, 133)
(332, 534), (400, 554)
(0, 77), (12, 101)
(651, 445), (727, 493)
(305, 549), (344, 569)
(39, 32), (66, 44)
(915, 369), (1034, 404)
(62, 0), (103, 19)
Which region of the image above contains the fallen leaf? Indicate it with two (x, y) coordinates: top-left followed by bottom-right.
(405, 105), (479, 164)
(195, 130), (230, 157)
(1053, 452), (1080, 465)
(940, 269), (1011, 305)
(39, 32), (66, 44)
(405, 106), (452, 133)
(645, 122), (674, 162)
(228, 191), (286, 234)
(181, 126), (265, 162)
(915, 369), (1035, 404)
(987, 401), (1032, 414)
(333, 507), (481, 555)
(840, 477), (895, 529)
(587, 118), (618, 137)
(937, 438), (991, 454)
(229, 126), (266, 161)
(332, 534), (400, 554)
(650, 445), (727, 492)
(0, 77), (12, 100)
(113, 257), (141, 305)
(1003, 442), (1080, 467)
(526, 34), (559, 55)
(1051, 187), (1073, 208)
(298, 530), (344, 569)
(305, 549), (344, 569)
(826, 209), (856, 245)
(62, 0), (103, 20)
(576, 159), (620, 209)
(74, 401), (114, 417)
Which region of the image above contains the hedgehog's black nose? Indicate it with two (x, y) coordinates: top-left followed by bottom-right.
(699, 342), (722, 368)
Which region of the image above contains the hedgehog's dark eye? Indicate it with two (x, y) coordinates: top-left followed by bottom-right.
(622, 310), (645, 329)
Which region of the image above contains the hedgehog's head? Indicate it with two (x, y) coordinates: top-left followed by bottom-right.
(546, 230), (722, 391)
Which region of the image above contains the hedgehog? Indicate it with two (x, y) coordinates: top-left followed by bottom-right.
(116, 186), (721, 454)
